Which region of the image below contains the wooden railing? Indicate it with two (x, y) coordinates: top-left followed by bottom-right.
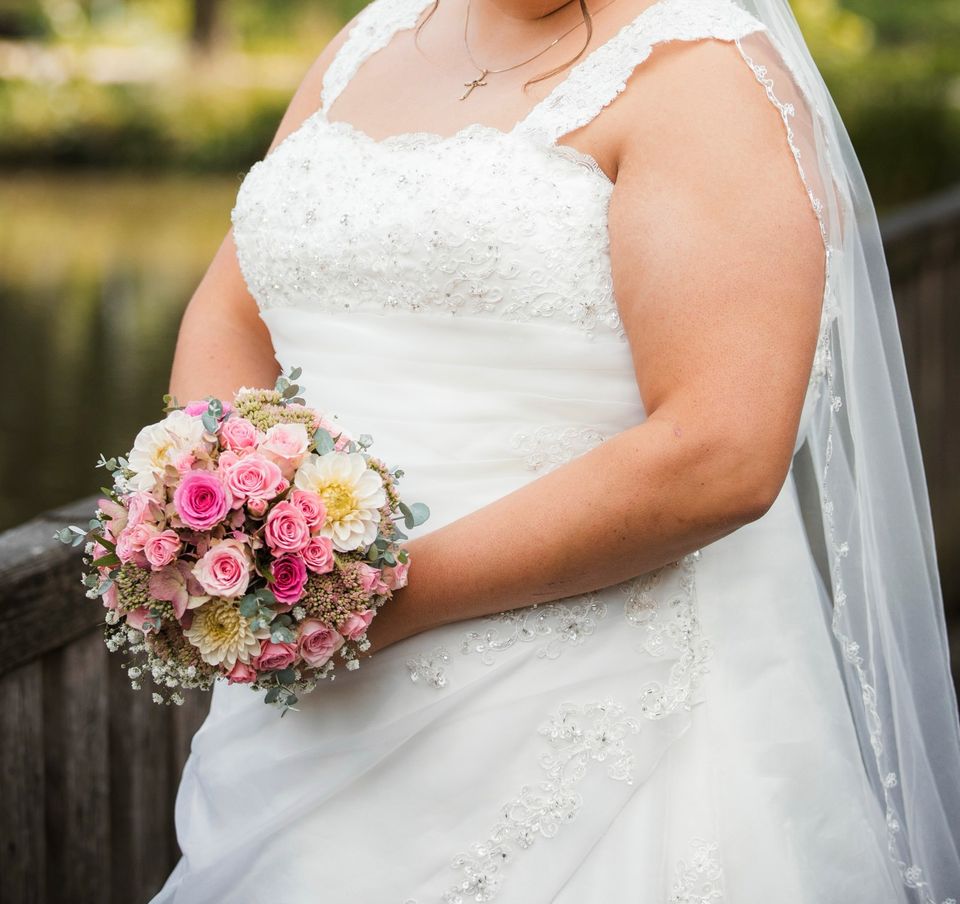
(2, 184), (959, 904)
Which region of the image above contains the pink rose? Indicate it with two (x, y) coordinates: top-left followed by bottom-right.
(173, 470), (231, 531)
(301, 535), (334, 574)
(193, 538), (252, 599)
(116, 522), (155, 567)
(252, 641), (297, 672)
(143, 528), (182, 571)
(222, 453), (287, 505)
(268, 553), (308, 605)
(247, 497), (269, 518)
(258, 423), (310, 478)
(290, 488), (327, 531)
(338, 608), (375, 641)
(226, 660), (257, 684)
(298, 619), (344, 668)
(383, 560), (409, 591)
(220, 416), (262, 453)
(264, 501), (311, 554)
(357, 562), (390, 597)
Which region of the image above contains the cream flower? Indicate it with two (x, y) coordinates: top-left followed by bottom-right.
(127, 410), (207, 492)
(184, 598), (268, 670)
(293, 451), (386, 552)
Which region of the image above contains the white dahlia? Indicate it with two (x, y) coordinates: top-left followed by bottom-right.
(127, 410), (207, 492)
(183, 598), (268, 669)
(294, 451), (386, 552)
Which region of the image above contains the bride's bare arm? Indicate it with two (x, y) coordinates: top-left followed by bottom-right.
(365, 39), (826, 654)
(167, 28), (357, 403)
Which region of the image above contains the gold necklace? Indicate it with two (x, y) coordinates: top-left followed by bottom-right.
(459, 0), (618, 100)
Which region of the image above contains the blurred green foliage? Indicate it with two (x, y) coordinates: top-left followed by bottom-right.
(0, 0), (957, 210)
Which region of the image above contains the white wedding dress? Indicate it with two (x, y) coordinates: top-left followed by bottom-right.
(149, 0), (915, 900)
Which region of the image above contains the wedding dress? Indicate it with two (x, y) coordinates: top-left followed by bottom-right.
(148, 0), (960, 900)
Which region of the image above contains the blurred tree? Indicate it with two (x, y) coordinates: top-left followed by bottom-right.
(191, 0), (223, 52)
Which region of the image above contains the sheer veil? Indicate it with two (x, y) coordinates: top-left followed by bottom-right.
(728, 2), (960, 899)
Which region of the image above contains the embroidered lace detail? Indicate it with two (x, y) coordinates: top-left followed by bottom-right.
(623, 552), (712, 719)
(320, 0), (433, 113)
(669, 838), (725, 903)
(406, 645), (451, 689)
(460, 593), (608, 666)
(230, 110), (621, 338)
(441, 700), (640, 903)
(517, 0), (767, 145)
(510, 425), (608, 473)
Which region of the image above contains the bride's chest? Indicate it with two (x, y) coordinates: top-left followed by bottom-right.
(230, 112), (624, 340)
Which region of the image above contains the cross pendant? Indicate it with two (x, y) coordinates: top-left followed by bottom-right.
(459, 69), (489, 101)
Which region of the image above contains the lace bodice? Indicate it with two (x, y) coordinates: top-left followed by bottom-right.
(229, 0), (771, 342)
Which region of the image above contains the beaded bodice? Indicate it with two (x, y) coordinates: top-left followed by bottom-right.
(229, 0), (768, 342)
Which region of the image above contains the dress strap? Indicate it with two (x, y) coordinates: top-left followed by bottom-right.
(514, 0), (767, 145)
(321, 0), (436, 113)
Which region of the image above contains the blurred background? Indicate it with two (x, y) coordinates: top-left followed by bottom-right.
(0, 0), (958, 530)
(0, 2), (958, 902)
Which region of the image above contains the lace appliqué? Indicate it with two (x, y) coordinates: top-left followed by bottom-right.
(441, 700), (640, 903)
(406, 646), (451, 689)
(511, 424), (608, 473)
(460, 593), (608, 666)
(517, 0), (767, 145)
(622, 551), (712, 719)
(669, 838), (725, 904)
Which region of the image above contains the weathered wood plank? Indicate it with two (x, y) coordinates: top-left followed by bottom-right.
(0, 659), (46, 904)
(0, 495), (103, 678)
(42, 630), (110, 904)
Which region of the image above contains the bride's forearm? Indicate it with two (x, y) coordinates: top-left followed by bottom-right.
(363, 410), (785, 655)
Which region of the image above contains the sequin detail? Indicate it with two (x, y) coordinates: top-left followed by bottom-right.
(405, 646), (451, 689)
(623, 552), (712, 720)
(669, 838), (725, 903)
(510, 425), (608, 473)
(441, 700), (640, 903)
(460, 594), (608, 666)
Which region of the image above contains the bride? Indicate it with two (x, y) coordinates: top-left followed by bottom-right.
(149, 0), (960, 900)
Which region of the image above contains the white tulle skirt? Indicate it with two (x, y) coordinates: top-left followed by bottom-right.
(148, 462), (908, 903)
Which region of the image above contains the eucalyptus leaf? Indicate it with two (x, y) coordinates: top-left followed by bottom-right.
(239, 596), (258, 617)
(275, 666), (296, 685)
(264, 687), (281, 704)
(313, 429), (335, 454)
(256, 587), (278, 606)
(289, 366), (302, 380)
(382, 551), (396, 566)
(271, 626), (295, 644)
(407, 502), (430, 527)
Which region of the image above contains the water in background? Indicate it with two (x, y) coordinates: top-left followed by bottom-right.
(0, 169), (240, 531)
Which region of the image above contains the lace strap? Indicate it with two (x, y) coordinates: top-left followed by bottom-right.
(321, 0), (435, 113)
(515, 0), (767, 145)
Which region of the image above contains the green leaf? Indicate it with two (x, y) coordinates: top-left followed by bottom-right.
(256, 587), (278, 606)
(382, 551), (396, 566)
(91, 553), (120, 568)
(406, 502), (430, 528)
(271, 626), (295, 644)
(312, 428), (334, 454)
(239, 595), (258, 617)
(288, 366), (302, 381)
(207, 398), (224, 418)
(201, 412), (219, 433)
(264, 687), (281, 704)
(275, 666), (296, 685)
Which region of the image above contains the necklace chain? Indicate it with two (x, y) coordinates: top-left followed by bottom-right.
(459, 0), (618, 99)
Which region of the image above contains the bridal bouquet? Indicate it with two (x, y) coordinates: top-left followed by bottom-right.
(56, 366), (429, 714)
